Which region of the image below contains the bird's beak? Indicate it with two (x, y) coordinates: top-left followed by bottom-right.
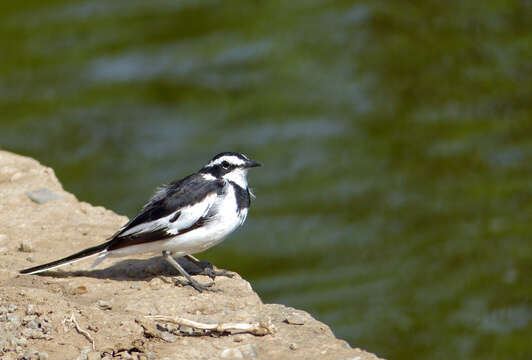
(245, 160), (262, 168)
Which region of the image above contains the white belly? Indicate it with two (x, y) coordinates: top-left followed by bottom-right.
(107, 185), (248, 258)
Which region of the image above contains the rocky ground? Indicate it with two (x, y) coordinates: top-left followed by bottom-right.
(0, 151), (382, 360)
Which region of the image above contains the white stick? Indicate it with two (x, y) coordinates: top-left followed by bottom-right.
(146, 315), (274, 336)
(62, 313), (96, 350)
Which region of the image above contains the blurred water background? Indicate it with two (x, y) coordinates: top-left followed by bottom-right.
(1, 1), (531, 359)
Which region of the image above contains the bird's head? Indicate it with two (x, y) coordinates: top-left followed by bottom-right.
(201, 152), (261, 188)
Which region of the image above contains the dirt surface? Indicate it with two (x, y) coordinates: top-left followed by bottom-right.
(0, 151), (382, 360)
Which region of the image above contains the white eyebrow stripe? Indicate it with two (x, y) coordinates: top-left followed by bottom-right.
(208, 155), (246, 167)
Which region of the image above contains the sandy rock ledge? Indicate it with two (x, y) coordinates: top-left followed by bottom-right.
(0, 151), (382, 360)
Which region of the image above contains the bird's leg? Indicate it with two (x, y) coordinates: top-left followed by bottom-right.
(184, 254), (234, 280)
(162, 251), (217, 292)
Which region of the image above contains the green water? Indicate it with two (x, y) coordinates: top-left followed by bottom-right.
(1, 1), (531, 359)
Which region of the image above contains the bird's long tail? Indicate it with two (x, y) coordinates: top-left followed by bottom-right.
(19, 241), (110, 275)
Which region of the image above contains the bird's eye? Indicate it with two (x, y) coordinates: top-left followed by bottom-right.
(221, 161), (230, 169)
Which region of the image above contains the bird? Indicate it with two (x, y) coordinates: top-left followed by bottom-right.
(20, 152), (262, 292)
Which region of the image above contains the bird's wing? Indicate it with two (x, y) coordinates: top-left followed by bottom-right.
(106, 174), (224, 251)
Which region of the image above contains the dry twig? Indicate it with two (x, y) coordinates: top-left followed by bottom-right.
(62, 313), (95, 350)
(146, 315), (274, 336)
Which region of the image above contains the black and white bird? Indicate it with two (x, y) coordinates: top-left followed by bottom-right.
(20, 152), (261, 292)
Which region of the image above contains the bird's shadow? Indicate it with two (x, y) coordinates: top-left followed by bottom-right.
(34, 256), (216, 282)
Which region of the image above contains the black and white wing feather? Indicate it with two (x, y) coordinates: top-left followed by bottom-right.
(19, 173), (225, 275)
(106, 174), (225, 251)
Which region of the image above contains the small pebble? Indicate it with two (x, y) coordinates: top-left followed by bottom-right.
(74, 285), (88, 295)
(26, 188), (63, 204)
(10, 172), (24, 181)
(148, 277), (164, 289)
(238, 344), (257, 358)
(8, 304), (17, 313)
(16, 337), (27, 346)
(233, 335), (245, 342)
(220, 348), (244, 359)
(283, 312), (307, 325)
(76, 347), (92, 360)
(23, 314), (37, 322)
(160, 332), (178, 343)
(96, 300), (112, 310)
(178, 325), (195, 336)
(27, 319), (40, 329)
(156, 322), (179, 334)
(289, 343), (298, 350)
(19, 239), (34, 253)
(26, 304), (38, 315)
(24, 348), (39, 360)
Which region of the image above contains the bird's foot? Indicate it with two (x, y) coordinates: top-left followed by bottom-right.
(199, 267), (235, 280)
(173, 277), (220, 293)
(183, 255), (234, 280)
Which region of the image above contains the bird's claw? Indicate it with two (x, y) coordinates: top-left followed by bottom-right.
(200, 268), (235, 280)
(173, 277), (220, 293)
